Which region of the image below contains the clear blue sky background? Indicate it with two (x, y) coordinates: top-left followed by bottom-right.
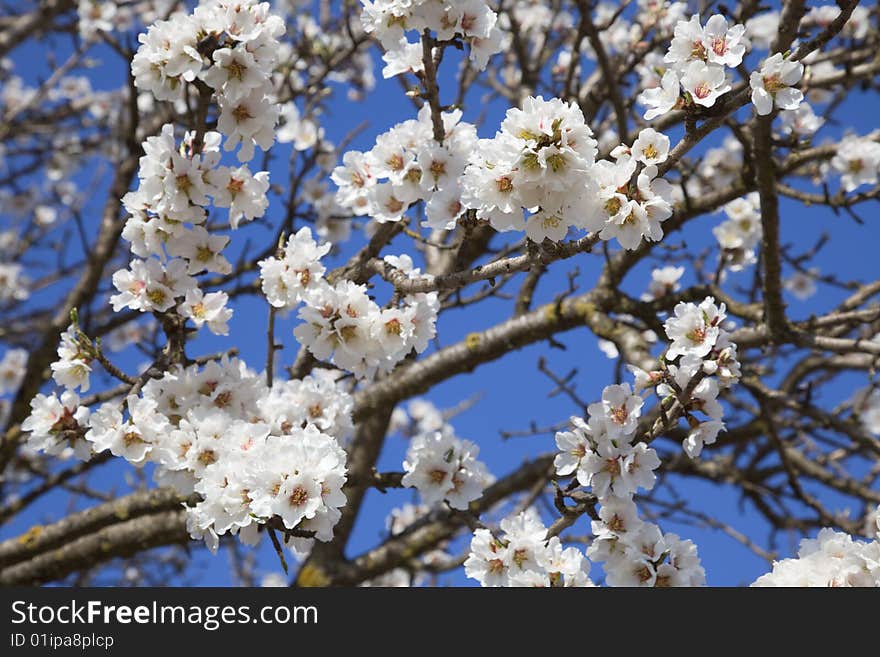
(2, 1), (878, 586)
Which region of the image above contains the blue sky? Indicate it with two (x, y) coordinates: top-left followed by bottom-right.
(2, 1), (878, 587)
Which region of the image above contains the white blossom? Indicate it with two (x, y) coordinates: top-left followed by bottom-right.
(24, 355), (355, 550)
(681, 61), (730, 108)
(638, 69), (680, 120)
(0, 348), (27, 395)
(465, 509), (593, 587)
(831, 135), (880, 192)
(402, 430), (492, 510)
(259, 227), (330, 309)
(750, 53), (804, 116)
(753, 528), (880, 587)
(664, 296), (727, 360)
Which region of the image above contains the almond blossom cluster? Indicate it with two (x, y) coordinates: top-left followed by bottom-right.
(259, 232), (439, 379)
(463, 97), (676, 247)
(23, 356), (354, 551)
(331, 105), (477, 228)
(360, 0), (504, 76)
(464, 508), (593, 587)
(551, 390), (704, 587)
(589, 497), (706, 587)
(554, 394), (658, 500)
(131, 0), (283, 162)
(539, 295), (741, 586)
(332, 95), (677, 249)
(391, 398), (493, 513)
(639, 14), (745, 118)
(112, 126), (248, 336)
(656, 296), (741, 457)
(460, 96), (600, 242)
(594, 128), (675, 250)
(49, 324), (93, 393)
(259, 227), (331, 308)
(401, 423), (493, 510)
(745, 5), (872, 72)
(712, 193), (762, 273)
(294, 277), (437, 379)
(638, 13), (804, 120)
(752, 527), (880, 587)
(466, 298), (741, 587)
(113, 1), (285, 339)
